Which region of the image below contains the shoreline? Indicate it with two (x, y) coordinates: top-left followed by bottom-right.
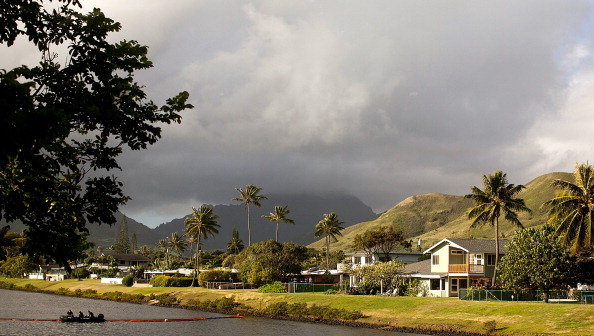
(0, 281), (486, 336)
(2, 278), (590, 335)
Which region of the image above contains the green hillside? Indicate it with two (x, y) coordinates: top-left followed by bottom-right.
(309, 171), (573, 252)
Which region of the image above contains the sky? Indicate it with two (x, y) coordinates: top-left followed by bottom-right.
(7, 1), (594, 228)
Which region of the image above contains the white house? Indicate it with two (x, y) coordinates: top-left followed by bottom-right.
(403, 238), (508, 297)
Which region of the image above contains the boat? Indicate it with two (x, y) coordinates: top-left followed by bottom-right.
(60, 313), (105, 323)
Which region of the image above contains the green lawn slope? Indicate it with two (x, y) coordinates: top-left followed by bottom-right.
(3, 277), (594, 335)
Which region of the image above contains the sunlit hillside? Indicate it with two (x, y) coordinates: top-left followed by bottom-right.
(308, 171), (573, 252)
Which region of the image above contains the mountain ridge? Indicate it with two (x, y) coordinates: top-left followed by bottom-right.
(308, 171), (572, 252)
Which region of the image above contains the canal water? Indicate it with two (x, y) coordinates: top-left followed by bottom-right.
(0, 289), (425, 336)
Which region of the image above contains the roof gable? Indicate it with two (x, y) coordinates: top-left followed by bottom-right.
(424, 238), (508, 254)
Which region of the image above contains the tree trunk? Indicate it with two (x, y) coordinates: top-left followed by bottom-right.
(326, 235), (330, 271)
(247, 205), (251, 247)
(276, 221), (279, 242)
(493, 217), (499, 286)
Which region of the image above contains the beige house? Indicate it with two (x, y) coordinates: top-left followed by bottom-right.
(404, 238), (508, 297)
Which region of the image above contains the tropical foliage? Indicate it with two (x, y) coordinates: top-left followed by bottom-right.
(315, 212), (345, 270)
(227, 228), (244, 254)
(349, 261), (405, 295)
(231, 240), (307, 286)
(498, 225), (576, 291)
(113, 217), (131, 254)
(543, 163), (594, 254)
(352, 226), (409, 262)
(184, 205), (220, 286)
(0, 1), (192, 271)
(232, 184), (267, 246)
(465, 171), (531, 284)
(262, 205), (295, 241)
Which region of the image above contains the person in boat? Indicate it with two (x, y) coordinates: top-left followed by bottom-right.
(67, 310), (73, 317)
(79, 311), (84, 318)
(88, 310), (94, 319)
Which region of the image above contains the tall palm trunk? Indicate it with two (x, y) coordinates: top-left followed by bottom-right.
(275, 221), (279, 242)
(192, 236), (201, 287)
(493, 217), (499, 286)
(247, 205), (251, 246)
(325, 235), (330, 271)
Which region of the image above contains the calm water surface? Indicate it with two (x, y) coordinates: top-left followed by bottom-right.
(0, 289), (426, 336)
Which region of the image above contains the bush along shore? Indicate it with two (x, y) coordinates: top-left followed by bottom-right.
(0, 279), (494, 336)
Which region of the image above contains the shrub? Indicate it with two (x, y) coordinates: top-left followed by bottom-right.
(102, 291), (147, 303)
(122, 274), (134, 287)
(266, 301), (289, 316)
(198, 270), (232, 287)
(0, 281), (14, 289)
(71, 268), (90, 279)
(258, 281), (286, 293)
(215, 296), (240, 311)
(287, 302), (308, 317)
(483, 320), (497, 333)
(168, 276), (193, 287)
(149, 275), (192, 287)
(149, 293), (180, 305)
(150, 275), (169, 287)
(324, 289), (338, 295)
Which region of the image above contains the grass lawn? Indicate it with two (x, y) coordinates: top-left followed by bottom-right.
(2, 277), (594, 335)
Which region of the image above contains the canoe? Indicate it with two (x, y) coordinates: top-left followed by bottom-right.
(60, 315), (105, 323)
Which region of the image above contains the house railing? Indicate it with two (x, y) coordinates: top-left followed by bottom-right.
(449, 264), (484, 273)
(449, 264), (468, 273)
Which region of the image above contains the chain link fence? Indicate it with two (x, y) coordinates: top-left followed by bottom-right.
(459, 289), (594, 303)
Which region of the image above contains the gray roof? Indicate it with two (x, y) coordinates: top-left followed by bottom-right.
(104, 253), (151, 262)
(403, 258), (433, 275)
(448, 238), (508, 254)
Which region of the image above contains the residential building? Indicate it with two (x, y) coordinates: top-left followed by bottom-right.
(346, 248), (424, 288)
(403, 238), (508, 297)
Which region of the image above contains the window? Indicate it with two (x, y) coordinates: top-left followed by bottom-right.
(471, 253), (483, 265)
(451, 250), (463, 255)
(432, 255), (439, 265)
(487, 254), (496, 266)
(451, 279), (458, 292)
(430, 279), (441, 290)
(353, 257), (361, 265)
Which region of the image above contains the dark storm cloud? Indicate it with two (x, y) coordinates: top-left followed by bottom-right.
(54, 1), (594, 225)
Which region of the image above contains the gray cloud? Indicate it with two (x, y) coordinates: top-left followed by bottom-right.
(11, 0), (594, 226)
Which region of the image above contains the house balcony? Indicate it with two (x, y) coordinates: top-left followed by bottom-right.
(449, 264), (484, 274)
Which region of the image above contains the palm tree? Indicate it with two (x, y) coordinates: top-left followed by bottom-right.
(184, 205), (220, 286)
(168, 232), (187, 262)
(227, 228), (244, 254)
(314, 212), (345, 271)
(157, 238), (171, 270)
(543, 163), (594, 254)
(232, 184), (267, 246)
(464, 170), (531, 285)
(262, 205), (295, 242)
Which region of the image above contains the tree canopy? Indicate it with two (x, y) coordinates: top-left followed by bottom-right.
(231, 240), (307, 286)
(543, 163), (594, 254)
(0, 1), (192, 271)
(465, 171), (531, 284)
(232, 184), (267, 246)
(262, 205), (295, 242)
(352, 226), (408, 262)
(497, 225), (576, 291)
(315, 212), (345, 270)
